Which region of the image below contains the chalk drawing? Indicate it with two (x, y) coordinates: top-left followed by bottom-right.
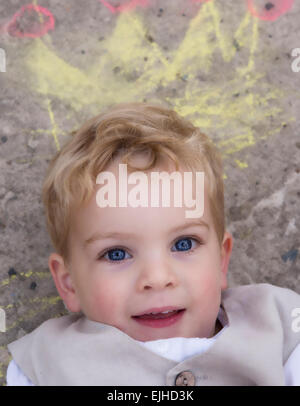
(192, 0), (212, 3)
(98, 0), (294, 18)
(235, 160), (249, 169)
(99, 0), (148, 13)
(21, 0), (293, 158)
(247, 0), (294, 21)
(0, 270), (50, 288)
(46, 99), (61, 151)
(5, 296), (63, 333)
(7, 4), (55, 38)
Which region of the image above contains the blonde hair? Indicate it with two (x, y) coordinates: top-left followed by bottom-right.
(42, 102), (225, 264)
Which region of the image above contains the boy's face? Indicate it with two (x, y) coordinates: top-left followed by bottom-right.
(49, 156), (232, 342)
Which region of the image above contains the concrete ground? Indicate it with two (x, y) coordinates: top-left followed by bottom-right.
(0, 0), (300, 385)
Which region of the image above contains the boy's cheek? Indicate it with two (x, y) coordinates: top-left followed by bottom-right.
(83, 286), (121, 320)
(194, 271), (223, 301)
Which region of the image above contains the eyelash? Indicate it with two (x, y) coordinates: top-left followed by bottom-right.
(97, 236), (203, 263)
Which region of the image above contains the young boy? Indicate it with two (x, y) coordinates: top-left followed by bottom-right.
(6, 103), (300, 385)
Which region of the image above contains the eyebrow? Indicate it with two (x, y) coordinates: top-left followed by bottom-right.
(84, 220), (209, 247)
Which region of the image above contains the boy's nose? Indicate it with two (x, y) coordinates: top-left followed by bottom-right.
(136, 259), (179, 291)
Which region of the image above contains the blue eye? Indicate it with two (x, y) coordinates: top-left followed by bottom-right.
(172, 237), (198, 252)
(98, 237), (200, 263)
(102, 248), (131, 262)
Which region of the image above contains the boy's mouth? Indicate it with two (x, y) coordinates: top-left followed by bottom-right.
(131, 307), (186, 328)
(132, 306), (185, 319)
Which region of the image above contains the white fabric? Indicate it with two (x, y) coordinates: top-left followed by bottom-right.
(283, 342), (300, 385)
(6, 307), (300, 386)
(137, 307), (228, 362)
(6, 359), (35, 386)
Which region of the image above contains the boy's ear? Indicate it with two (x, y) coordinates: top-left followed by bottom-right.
(48, 253), (81, 313)
(220, 231), (233, 291)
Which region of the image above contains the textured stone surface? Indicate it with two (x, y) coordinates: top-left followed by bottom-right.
(0, 0), (300, 385)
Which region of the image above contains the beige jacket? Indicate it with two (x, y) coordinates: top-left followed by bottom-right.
(7, 283), (300, 386)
